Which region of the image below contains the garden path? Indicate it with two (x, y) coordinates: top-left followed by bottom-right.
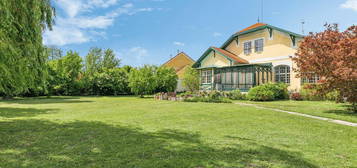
(234, 102), (357, 127)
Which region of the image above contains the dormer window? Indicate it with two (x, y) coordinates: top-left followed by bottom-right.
(254, 38), (264, 52)
(244, 41), (252, 55)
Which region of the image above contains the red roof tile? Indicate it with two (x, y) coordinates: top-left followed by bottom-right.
(237, 23), (267, 34)
(212, 47), (248, 64)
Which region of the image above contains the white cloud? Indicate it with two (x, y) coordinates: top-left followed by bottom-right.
(57, 0), (119, 18)
(43, 27), (90, 46)
(117, 47), (151, 66)
(88, 0), (118, 8)
(213, 32), (222, 37)
(341, 0), (357, 11)
(173, 41), (185, 46)
(44, 1), (154, 46)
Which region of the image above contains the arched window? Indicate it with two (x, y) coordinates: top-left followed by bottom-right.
(274, 65), (290, 84)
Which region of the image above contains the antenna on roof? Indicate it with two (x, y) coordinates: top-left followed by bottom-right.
(260, 0), (264, 23)
(301, 19), (305, 35)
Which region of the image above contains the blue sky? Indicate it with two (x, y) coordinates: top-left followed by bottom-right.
(44, 0), (357, 66)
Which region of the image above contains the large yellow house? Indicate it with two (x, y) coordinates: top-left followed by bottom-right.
(193, 23), (309, 91)
(163, 52), (195, 92)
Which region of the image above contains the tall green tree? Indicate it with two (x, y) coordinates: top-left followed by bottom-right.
(48, 51), (83, 95)
(102, 49), (120, 69)
(46, 46), (63, 60)
(0, 0), (55, 98)
(155, 67), (178, 93)
(182, 67), (200, 92)
(85, 47), (103, 76)
(128, 65), (158, 97)
(91, 68), (131, 96)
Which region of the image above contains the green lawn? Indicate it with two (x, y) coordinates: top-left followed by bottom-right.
(235, 100), (357, 123)
(0, 97), (356, 168)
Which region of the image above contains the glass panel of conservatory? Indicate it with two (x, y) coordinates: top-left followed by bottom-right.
(226, 71), (232, 84)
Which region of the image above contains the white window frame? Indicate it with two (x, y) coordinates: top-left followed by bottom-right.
(243, 41), (252, 55)
(301, 73), (320, 84)
(243, 37), (265, 55)
(254, 38), (264, 52)
(274, 65), (291, 84)
(201, 70), (212, 84)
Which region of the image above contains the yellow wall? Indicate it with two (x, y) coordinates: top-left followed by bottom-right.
(200, 50), (231, 68)
(225, 29), (299, 61)
(223, 29), (303, 91)
(163, 52), (194, 79)
(176, 65), (190, 79)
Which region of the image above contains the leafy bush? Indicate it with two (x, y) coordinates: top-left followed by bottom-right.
(128, 65), (157, 97)
(89, 68), (131, 96)
(247, 83), (288, 101)
(247, 87), (275, 101)
(155, 67), (178, 93)
(47, 50), (84, 96)
(300, 84), (323, 101)
(182, 67), (200, 92)
(325, 90), (340, 101)
(183, 96), (231, 103)
(129, 65), (178, 97)
(178, 92), (194, 99)
(224, 90), (246, 100)
(268, 83), (289, 100)
(181, 91), (231, 103)
(300, 84), (341, 102)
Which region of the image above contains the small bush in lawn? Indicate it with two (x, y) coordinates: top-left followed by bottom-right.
(300, 84), (324, 101)
(224, 90), (246, 100)
(267, 83), (289, 100)
(181, 91), (231, 103)
(178, 91), (194, 99)
(290, 92), (303, 101)
(325, 90), (340, 101)
(247, 83), (288, 101)
(183, 96), (231, 103)
(208, 90), (221, 100)
(247, 87), (275, 101)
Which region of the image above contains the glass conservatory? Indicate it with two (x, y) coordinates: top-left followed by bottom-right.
(198, 63), (273, 92)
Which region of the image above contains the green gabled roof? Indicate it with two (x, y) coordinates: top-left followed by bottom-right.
(221, 23), (304, 49)
(192, 47), (248, 68)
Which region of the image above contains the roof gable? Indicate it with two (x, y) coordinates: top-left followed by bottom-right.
(192, 47), (248, 68)
(237, 23), (267, 34)
(163, 52), (195, 71)
(221, 23), (304, 49)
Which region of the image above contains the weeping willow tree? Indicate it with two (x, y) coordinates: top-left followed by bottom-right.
(0, 0), (55, 98)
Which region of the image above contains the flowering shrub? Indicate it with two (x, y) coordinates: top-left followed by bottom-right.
(179, 91), (232, 103)
(223, 90), (246, 100)
(290, 92), (303, 101)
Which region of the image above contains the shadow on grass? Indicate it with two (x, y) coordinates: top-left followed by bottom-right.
(324, 104), (357, 117)
(0, 119), (318, 168)
(324, 110), (357, 117)
(0, 97), (93, 105)
(0, 108), (58, 118)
